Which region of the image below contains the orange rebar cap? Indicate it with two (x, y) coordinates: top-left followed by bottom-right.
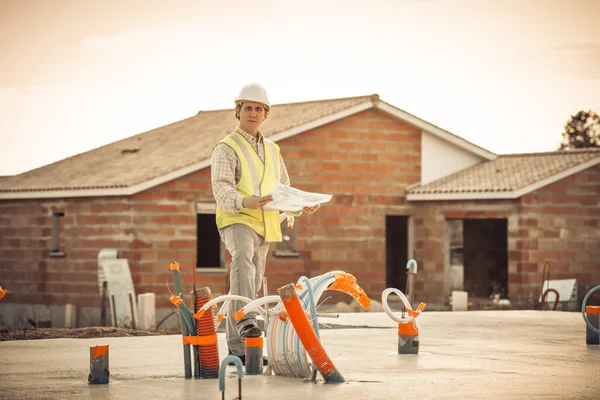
(245, 337), (263, 348)
(586, 306), (600, 315)
(278, 311), (288, 321)
(0, 286), (6, 299)
(329, 272), (371, 310)
(233, 310), (245, 321)
(169, 262), (180, 271)
(408, 303), (426, 318)
(169, 295), (183, 307)
(91, 345), (109, 359)
(398, 321), (419, 336)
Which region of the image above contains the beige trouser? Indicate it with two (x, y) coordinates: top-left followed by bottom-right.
(220, 223), (270, 356)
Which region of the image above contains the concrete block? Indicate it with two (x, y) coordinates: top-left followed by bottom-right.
(137, 293), (156, 331)
(452, 291), (468, 311)
(65, 304), (77, 328)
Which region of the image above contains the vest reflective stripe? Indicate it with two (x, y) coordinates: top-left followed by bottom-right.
(265, 139), (280, 183)
(215, 132), (282, 242)
(229, 133), (261, 195)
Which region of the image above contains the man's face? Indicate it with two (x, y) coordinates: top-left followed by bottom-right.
(238, 101), (267, 133)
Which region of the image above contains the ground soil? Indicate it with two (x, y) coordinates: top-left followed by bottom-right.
(0, 326), (165, 341)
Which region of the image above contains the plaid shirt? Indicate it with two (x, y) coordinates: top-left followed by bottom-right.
(211, 126), (299, 216)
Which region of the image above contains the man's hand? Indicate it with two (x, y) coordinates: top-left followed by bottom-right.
(303, 204), (321, 214)
(243, 195), (273, 209)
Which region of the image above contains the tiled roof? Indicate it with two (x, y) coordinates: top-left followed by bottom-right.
(0, 95), (373, 193)
(407, 148), (600, 195)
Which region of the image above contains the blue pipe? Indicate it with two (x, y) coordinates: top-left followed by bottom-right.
(581, 285), (600, 335)
(299, 276), (321, 338)
(219, 355), (243, 396)
(171, 268), (192, 379)
(177, 301), (197, 335)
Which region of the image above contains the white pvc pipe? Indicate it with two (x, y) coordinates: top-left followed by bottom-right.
(382, 287), (420, 324)
(237, 295), (281, 319)
(406, 259), (418, 274)
(196, 294), (266, 319)
(316, 313), (339, 318)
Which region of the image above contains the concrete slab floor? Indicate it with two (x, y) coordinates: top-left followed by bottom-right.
(1, 310), (598, 400)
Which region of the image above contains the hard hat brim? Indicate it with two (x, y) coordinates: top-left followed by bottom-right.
(234, 98), (271, 108)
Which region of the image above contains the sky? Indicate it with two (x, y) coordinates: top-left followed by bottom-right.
(1, 0), (599, 176)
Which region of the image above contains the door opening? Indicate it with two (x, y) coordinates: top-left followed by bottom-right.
(385, 215), (409, 291)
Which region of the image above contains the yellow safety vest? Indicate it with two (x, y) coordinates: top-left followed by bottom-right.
(215, 131), (282, 242)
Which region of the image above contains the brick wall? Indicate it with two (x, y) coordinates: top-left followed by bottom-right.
(129, 168), (224, 308)
(0, 109), (421, 313)
(513, 164), (600, 299)
(0, 198), (135, 307)
(411, 164), (600, 304)
(3, 109), (596, 315)
(0, 168), (220, 310)
(267, 109), (421, 299)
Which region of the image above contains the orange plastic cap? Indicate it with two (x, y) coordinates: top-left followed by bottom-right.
(0, 286), (6, 300)
(91, 345), (109, 359)
(169, 262), (180, 271)
(278, 311), (288, 322)
(169, 295), (183, 307)
(233, 310), (245, 321)
(586, 306), (600, 315)
(407, 303), (426, 318)
(329, 272), (371, 309)
(193, 309), (206, 320)
(398, 321), (419, 336)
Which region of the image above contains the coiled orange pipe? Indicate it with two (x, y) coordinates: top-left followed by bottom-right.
(278, 283), (345, 384)
(195, 286), (220, 379)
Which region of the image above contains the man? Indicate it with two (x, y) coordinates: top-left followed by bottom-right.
(211, 83), (320, 361)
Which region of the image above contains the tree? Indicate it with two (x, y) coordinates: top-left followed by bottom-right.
(559, 110), (600, 150)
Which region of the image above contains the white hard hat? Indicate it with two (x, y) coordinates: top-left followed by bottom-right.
(234, 83), (270, 108)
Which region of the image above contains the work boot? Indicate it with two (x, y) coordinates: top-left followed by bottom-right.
(227, 350), (269, 366)
(239, 325), (262, 338)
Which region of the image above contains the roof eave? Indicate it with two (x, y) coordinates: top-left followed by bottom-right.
(0, 159), (213, 200)
(0, 96), (504, 200)
(407, 155), (600, 201)
(406, 191), (519, 201)
(0, 100), (377, 200)
(0, 187), (135, 200)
